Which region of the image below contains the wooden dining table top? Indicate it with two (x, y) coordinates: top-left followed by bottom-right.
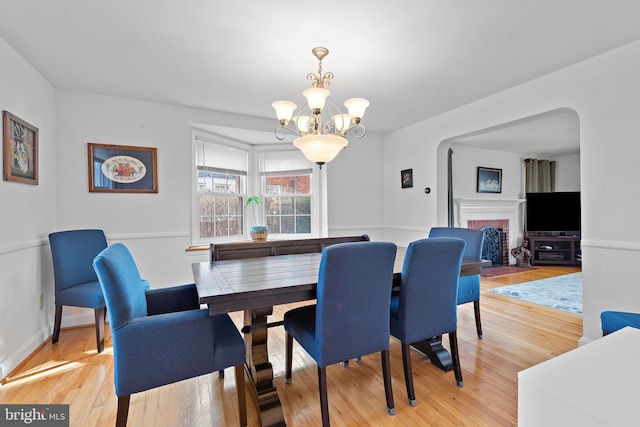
(192, 246), (490, 316)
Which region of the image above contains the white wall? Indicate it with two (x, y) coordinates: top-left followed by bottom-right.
(384, 39), (640, 343)
(326, 132), (386, 240)
(552, 153), (581, 192)
(0, 38), (57, 379)
(450, 145), (524, 200)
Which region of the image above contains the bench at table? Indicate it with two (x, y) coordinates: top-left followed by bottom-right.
(209, 234), (370, 262)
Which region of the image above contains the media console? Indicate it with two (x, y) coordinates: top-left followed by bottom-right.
(527, 236), (581, 266)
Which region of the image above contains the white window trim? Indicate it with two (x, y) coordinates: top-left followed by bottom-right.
(190, 127), (327, 246)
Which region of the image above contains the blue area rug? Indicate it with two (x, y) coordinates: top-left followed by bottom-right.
(487, 272), (582, 315)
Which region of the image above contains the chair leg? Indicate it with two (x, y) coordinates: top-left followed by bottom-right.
(95, 307), (106, 353)
(449, 331), (464, 387)
(341, 356), (362, 367)
(381, 349), (395, 415)
(317, 366), (330, 427)
(473, 300), (483, 339)
(401, 343), (416, 406)
(234, 364), (247, 427)
(285, 332), (293, 383)
(116, 395), (130, 427)
(52, 305), (63, 344)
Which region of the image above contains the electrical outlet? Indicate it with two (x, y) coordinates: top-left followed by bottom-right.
(39, 294), (44, 310)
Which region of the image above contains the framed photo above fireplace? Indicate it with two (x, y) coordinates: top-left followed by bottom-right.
(477, 167), (502, 193)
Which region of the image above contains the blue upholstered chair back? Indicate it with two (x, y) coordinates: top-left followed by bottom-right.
(315, 241), (397, 367)
(428, 227), (484, 305)
(49, 229), (107, 294)
(428, 227), (483, 258)
(391, 238), (465, 344)
(92, 243), (148, 330)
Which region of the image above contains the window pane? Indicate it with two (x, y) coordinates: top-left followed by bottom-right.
(295, 176), (311, 194)
(197, 171), (243, 194)
(262, 173), (311, 235)
(296, 216), (311, 233)
(295, 197), (311, 215)
(281, 197), (294, 215)
(267, 215), (280, 233)
(265, 177), (282, 195)
(199, 195), (215, 238)
(281, 216), (295, 233)
(281, 177), (295, 194)
(229, 216), (242, 235)
(265, 197), (280, 215)
(229, 197), (241, 215)
(198, 194), (243, 239)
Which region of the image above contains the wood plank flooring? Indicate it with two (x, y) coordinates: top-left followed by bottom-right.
(0, 266), (582, 426)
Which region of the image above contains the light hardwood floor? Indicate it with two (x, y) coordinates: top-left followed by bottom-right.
(1, 266), (582, 426)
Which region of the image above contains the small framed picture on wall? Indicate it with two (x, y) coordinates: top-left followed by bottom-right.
(401, 168), (413, 188)
(477, 166), (502, 193)
(3, 111), (39, 185)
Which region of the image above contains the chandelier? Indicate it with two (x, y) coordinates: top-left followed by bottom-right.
(272, 47), (369, 168)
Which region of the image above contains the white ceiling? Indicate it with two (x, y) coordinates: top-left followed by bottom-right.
(2, 1), (640, 154)
(450, 108), (581, 157)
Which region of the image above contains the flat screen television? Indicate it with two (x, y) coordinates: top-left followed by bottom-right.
(525, 191), (581, 236)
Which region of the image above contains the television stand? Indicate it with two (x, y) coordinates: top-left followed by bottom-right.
(527, 236), (581, 266)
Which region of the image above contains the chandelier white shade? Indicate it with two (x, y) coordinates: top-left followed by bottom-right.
(272, 47), (368, 167)
(293, 134), (348, 165)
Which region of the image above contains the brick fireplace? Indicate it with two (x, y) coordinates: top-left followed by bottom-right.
(467, 219), (509, 265)
(455, 198), (525, 265)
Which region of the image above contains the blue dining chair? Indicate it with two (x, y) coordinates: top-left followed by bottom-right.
(601, 310), (640, 335)
(93, 243), (247, 427)
(428, 227), (485, 338)
(49, 229), (150, 353)
(390, 237), (466, 406)
(284, 241), (397, 426)
(49, 229), (109, 353)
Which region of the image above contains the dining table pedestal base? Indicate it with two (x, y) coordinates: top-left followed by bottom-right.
(244, 307), (287, 427)
(411, 338), (453, 372)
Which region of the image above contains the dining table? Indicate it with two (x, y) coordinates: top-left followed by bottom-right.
(192, 245), (490, 427)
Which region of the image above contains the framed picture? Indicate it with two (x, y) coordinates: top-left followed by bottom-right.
(3, 111), (39, 185)
(401, 168), (413, 188)
(477, 166), (502, 193)
(88, 143), (158, 193)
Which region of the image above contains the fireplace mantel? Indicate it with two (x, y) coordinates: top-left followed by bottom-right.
(455, 198), (525, 262)
(455, 198), (525, 211)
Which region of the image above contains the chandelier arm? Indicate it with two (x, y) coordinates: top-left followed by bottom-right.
(307, 73), (320, 88)
(293, 102), (313, 134)
(323, 97), (345, 135)
(321, 71), (334, 87)
(351, 123), (367, 138)
(274, 126), (302, 141)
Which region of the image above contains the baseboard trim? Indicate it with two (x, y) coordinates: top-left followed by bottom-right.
(0, 325), (51, 382)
